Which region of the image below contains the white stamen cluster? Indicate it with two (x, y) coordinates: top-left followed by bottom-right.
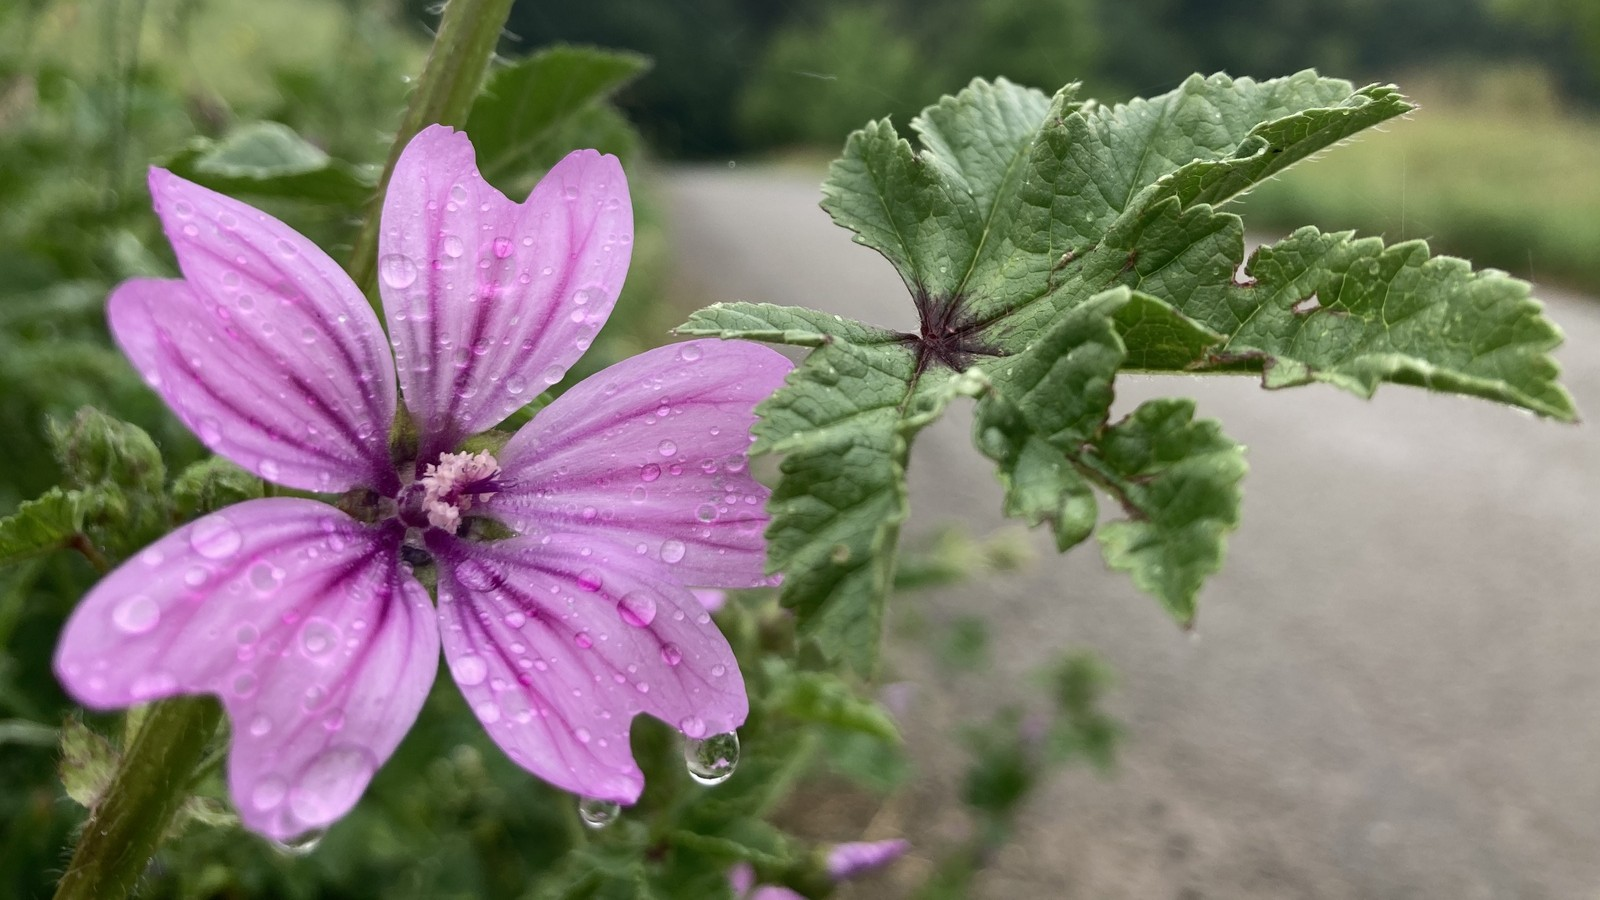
(419, 450), (500, 533)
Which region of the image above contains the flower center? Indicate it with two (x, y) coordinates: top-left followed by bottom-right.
(408, 450), (503, 534)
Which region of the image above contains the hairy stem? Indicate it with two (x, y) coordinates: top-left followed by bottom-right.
(53, 697), (223, 900)
(348, 0), (517, 295)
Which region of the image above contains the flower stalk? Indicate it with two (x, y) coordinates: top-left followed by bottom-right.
(348, 0), (518, 295)
(53, 698), (223, 900)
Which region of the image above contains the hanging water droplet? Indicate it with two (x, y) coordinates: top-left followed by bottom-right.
(379, 254), (418, 288)
(577, 796), (619, 829)
(273, 828), (326, 856)
(684, 731), (740, 785)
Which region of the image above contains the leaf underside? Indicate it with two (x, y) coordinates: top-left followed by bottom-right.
(680, 70), (1575, 672)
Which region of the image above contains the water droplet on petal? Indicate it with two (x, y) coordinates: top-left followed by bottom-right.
(679, 343), (702, 362)
(574, 631), (593, 649)
(379, 254), (418, 288)
(288, 746), (376, 825)
(660, 540), (687, 564)
(474, 700), (501, 723)
(452, 654), (489, 686)
(617, 591), (657, 628)
(251, 776), (288, 812)
(441, 234), (464, 258)
(541, 364), (565, 385)
(112, 595), (159, 634)
(249, 714), (273, 737)
(640, 464), (661, 483)
(577, 796), (618, 829)
(189, 515), (243, 559)
(576, 569), (603, 592)
(505, 375), (527, 396)
(300, 618), (340, 658)
(657, 439), (677, 457)
(660, 644), (683, 667)
(684, 731), (740, 785)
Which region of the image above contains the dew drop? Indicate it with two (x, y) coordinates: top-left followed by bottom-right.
(288, 746), (375, 824)
(574, 631), (593, 649)
(684, 731), (740, 785)
(505, 375), (528, 396)
(112, 595), (160, 634)
(299, 618), (340, 658)
(452, 654), (489, 686)
(660, 643), (683, 667)
(249, 714), (273, 737)
(640, 464), (661, 483)
(252, 775), (287, 810)
(249, 562), (285, 595)
(541, 364), (566, 385)
(657, 439), (678, 457)
(274, 829), (325, 856)
(576, 569), (603, 592)
(617, 591), (657, 628)
(679, 343), (702, 362)
(441, 234), (465, 258)
(492, 236), (513, 258)
(189, 515), (243, 559)
(379, 254), (418, 288)
(474, 700), (502, 724)
(660, 540), (687, 564)
(577, 797), (619, 829)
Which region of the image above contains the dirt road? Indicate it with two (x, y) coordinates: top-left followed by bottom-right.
(662, 166), (1600, 899)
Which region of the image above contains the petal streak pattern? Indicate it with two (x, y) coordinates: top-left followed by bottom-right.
(430, 531), (746, 804)
(380, 126), (632, 459)
(129, 170), (398, 493)
(488, 340), (792, 588)
(54, 499), (439, 840)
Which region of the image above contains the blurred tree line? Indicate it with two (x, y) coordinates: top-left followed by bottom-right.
(497, 0), (1600, 155)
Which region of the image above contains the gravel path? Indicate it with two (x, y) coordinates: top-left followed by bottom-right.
(662, 166), (1600, 899)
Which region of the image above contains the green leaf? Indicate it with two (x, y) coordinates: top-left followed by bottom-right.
(161, 121), (377, 206)
(1088, 399), (1246, 624)
(170, 456), (263, 522)
(59, 717), (117, 810)
(467, 45), (650, 188)
(0, 488), (87, 565)
(1207, 227), (1574, 419)
(49, 407), (165, 496)
(689, 70), (1573, 663)
(762, 661), (900, 741)
(755, 339), (919, 674)
(679, 301), (904, 348)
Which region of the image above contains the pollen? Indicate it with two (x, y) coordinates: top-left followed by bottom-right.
(419, 450), (502, 533)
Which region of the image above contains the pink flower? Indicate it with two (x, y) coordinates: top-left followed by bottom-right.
(52, 125), (791, 841)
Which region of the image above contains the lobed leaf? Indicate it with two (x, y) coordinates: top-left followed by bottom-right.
(467, 45), (650, 188)
(0, 487), (87, 566)
(161, 122), (377, 206)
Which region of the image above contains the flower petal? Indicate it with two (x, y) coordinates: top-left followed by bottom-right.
(428, 530), (746, 804)
(54, 499), (438, 840)
(486, 340), (792, 588)
(129, 170), (398, 494)
(379, 125), (632, 458)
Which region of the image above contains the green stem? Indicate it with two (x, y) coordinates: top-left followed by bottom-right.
(53, 697), (223, 900)
(348, 0), (517, 295)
